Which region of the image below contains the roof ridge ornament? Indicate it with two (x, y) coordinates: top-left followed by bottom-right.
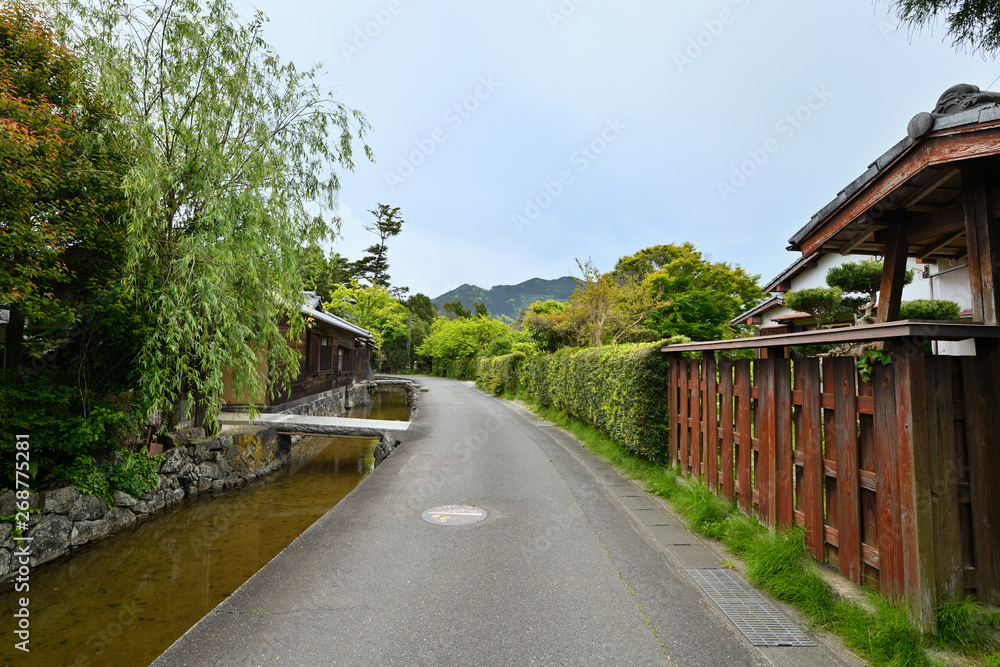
(908, 83), (1000, 138)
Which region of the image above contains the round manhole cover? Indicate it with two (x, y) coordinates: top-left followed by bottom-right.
(421, 505), (487, 526)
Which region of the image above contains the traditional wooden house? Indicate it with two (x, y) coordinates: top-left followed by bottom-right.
(222, 292), (376, 411)
(731, 251), (972, 355)
(664, 84), (1000, 628)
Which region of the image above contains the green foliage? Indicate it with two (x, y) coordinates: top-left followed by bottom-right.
(477, 338), (687, 460)
(899, 299), (962, 321)
(621, 243), (764, 341)
(1, 0), (128, 330)
(826, 259), (887, 299)
(56, 0), (371, 426)
(62, 447), (164, 505)
(887, 0), (1000, 57)
(785, 260), (915, 328)
(0, 376), (150, 488)
(442, 300), (472, 319)
(326, 280), (409, 350)
(107, 448), (164, 498)
(783, 286), (846, 328)
(522, 299), (571, 352)
(296, 242), (355, 302)
(931, 596), (1000, 652)
(406, 293), (439, 324)
(857, 348), (893, 382)
(63, 455), (114, 505)
(418, 316), (527, 378)
(351, 203), (404, 289)
(476, 352), (526, 396)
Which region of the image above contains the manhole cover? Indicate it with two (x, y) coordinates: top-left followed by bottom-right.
(421, 505), (487, 526)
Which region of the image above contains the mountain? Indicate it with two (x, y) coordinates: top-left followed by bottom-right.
(432, 276), (577, 321)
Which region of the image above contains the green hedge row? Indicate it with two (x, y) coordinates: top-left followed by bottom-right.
(429, 356), (480, 380)
(476, 339), (685, 461)
(476, 352), (526, 396)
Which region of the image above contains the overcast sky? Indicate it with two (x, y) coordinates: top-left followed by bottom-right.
(234, 0), (1000, 299)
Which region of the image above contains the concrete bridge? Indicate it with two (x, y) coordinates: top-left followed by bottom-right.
(219, 412), (411, 438)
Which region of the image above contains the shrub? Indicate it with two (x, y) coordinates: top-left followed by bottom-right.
(899, 299), (962, 321)
(476, 352), (526, 396)
(476, 338), (687, 460)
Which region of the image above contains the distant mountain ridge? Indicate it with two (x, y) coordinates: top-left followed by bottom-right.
(432, 276), (577, 321)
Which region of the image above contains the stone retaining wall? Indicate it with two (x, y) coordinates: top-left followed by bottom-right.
(0, 379), (407, 582)
(0, 424), (288, 580)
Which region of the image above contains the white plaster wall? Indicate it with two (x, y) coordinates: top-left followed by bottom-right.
(765, 253), (976, 356)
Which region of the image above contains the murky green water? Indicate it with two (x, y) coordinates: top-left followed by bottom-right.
(0, 386), (409, 666)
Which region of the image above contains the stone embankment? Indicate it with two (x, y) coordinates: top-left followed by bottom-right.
(0, 424), (290, 578)
(0, 379), (421, 581)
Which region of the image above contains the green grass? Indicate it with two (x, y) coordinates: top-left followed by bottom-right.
(516, 395), (1000, 667)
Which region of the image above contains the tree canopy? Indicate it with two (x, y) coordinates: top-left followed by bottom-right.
(1, 0), (129, 369)
(351, 203), (404, 290)
(617, 244), (763, 341)
(56, 0), (371, 426)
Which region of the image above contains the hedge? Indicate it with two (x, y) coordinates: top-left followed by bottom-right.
(475, 352), (526, 396)
(429, 356), (480, 380)
(476, 338), (686, 461)
(898, 299), (961, 321)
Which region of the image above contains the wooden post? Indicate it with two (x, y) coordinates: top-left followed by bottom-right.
(757, 358), (776, 526)
(894, 342), (938, 629)
(798, 358), (825, 561)
(735, 360), (753, 515)
(705, 354), (719, 492)
(873, 361), (904, 599)
(876, 224), (909, 323)
(679, 359), (689, 474)
(775, 357), (794, 529)
(962, 161), (1000, 324)
(832, 357), (861, 584)
(668, 356), (679, 465)
(962, 339), (1000, 603)
(719, 359), (735, 501)
(692, 359), (702, 480)
(923, 356), (963, 602)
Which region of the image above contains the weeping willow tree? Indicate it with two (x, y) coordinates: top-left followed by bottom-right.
(52, 0), (371, 427)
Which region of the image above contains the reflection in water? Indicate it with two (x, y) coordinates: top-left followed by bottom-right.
(345, 385), (410, 422)
(0, 434), (378, 667)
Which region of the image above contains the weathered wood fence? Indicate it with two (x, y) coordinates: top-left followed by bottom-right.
(662, 322), (1000, 627)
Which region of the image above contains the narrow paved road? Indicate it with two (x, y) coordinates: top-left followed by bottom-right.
(154, 376), (856, 666)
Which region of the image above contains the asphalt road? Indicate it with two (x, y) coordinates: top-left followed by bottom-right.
(153, 376), (857, 666)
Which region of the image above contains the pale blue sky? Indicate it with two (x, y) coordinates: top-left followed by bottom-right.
(236, 0), (1000, 299)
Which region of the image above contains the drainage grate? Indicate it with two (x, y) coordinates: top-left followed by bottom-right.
(687, 569), (816, 647)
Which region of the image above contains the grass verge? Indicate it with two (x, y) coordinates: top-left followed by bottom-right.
(516, 396), (1000, 667)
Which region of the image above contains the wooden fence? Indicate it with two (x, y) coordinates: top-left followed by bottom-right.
(663, 323), (1000, 627)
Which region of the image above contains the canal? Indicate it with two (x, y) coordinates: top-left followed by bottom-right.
(0, 386), (409, 666)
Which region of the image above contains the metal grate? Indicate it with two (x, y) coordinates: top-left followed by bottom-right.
(687, 569), (816, 647)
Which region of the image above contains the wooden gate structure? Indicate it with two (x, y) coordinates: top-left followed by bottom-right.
(663, 87), (1000, 627)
